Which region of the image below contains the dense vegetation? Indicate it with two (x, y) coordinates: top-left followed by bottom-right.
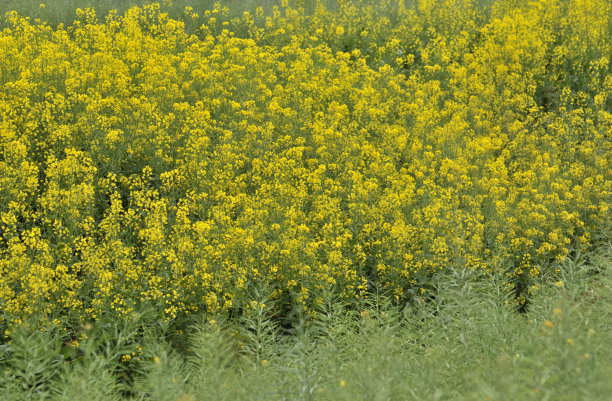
(0, 0), (610, 399)
(1, 251), (611, 400)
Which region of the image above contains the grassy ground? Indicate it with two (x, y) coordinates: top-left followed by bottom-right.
(0, 0), (286, 27)
(1, 245), (610, 401)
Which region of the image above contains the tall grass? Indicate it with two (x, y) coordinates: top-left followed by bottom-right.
(0, 0), (277, 24)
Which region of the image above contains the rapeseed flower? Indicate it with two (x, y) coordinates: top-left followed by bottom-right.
(0, 0), (609, 328)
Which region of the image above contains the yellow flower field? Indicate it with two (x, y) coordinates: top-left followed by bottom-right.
(0, 0), (610, 328)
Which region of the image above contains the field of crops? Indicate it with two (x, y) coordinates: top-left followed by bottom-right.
(0, 0), (610, 399)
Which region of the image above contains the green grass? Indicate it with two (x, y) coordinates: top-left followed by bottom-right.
(0, 0), (320, 28)
(0, 0), (265, 28)
(1, 245), (610, 401)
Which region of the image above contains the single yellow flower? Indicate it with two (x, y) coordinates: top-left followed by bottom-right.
(543, 320), (554, 328)
(339, 380), (346, 387)
(176, 393), (195, 401)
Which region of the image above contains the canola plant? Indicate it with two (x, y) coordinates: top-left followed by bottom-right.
(0, 0), (610, 327)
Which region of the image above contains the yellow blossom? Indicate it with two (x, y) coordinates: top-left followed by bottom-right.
(0, 0), (609, 329)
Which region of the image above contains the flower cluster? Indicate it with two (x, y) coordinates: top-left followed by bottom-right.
(0, 0), (610, 326)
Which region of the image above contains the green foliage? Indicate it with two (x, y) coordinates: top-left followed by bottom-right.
(0, 324), (64, 400)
